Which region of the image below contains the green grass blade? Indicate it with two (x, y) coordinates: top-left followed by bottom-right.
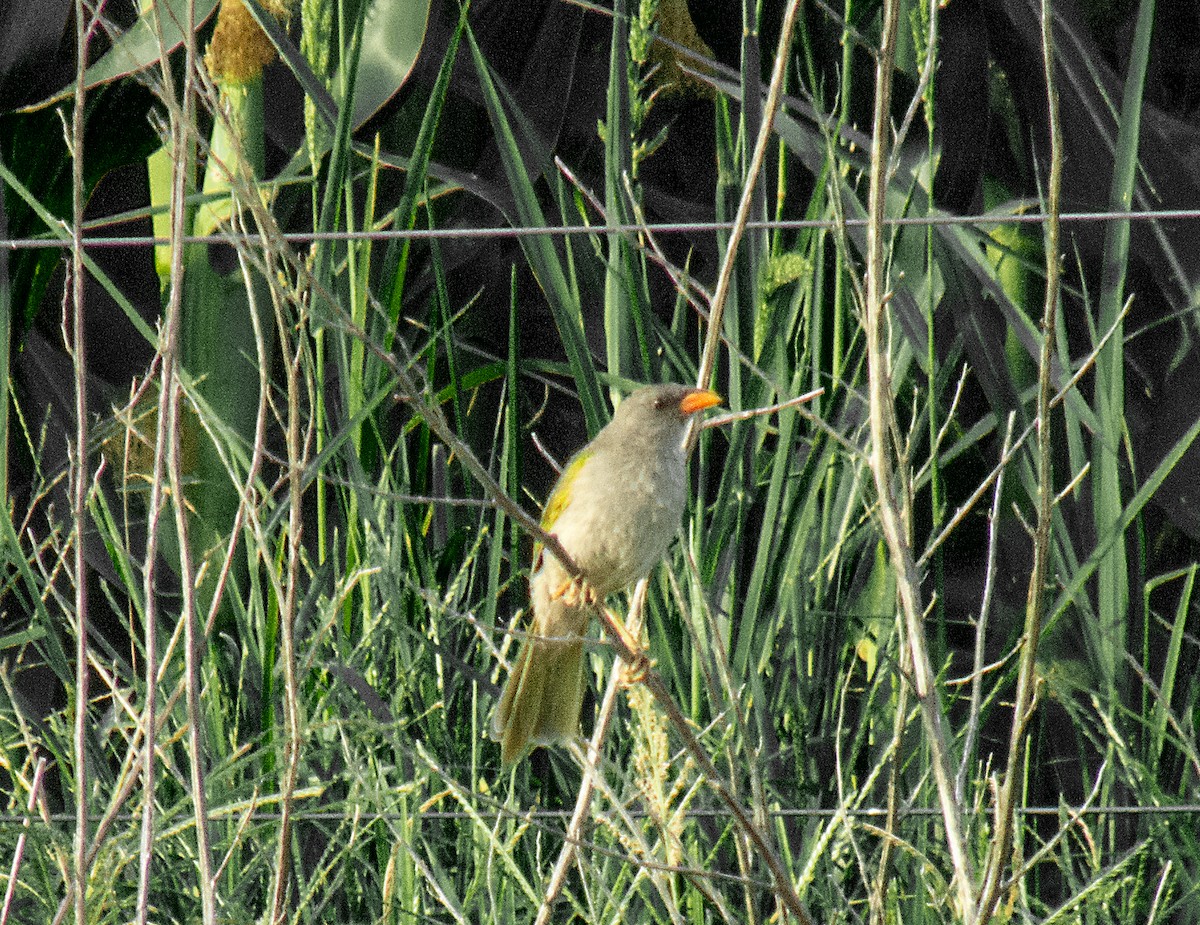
(465, 26), (603, 432)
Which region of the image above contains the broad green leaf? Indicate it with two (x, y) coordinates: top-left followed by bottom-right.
(26, 0), (221, 109)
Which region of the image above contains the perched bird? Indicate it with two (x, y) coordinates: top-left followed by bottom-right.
(492, 383), (722, 765)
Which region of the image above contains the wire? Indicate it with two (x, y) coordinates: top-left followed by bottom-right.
(4, 207), (1200, 250)
(3, 803), (1199, 827)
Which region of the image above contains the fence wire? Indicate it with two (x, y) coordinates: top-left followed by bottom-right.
(5, 206), (1200, 251)
(3, 803), (1200, 827)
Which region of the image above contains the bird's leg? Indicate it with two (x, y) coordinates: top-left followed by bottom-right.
(551, 576), (599, 608)
(620, 651), (654, 686)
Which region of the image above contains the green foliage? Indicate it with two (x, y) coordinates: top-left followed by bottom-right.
(2, 0), (1199, 922)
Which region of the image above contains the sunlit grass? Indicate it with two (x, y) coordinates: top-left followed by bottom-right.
(0, 0), (1198, 923)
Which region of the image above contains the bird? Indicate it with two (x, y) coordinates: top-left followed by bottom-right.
(492, 382), (722, 765)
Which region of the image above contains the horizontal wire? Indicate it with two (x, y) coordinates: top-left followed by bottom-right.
(4, 207), (1200, 251)
(2, 803), (1199, 827)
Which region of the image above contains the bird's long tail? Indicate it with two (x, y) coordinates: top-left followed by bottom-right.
(492, 594), (588, 765)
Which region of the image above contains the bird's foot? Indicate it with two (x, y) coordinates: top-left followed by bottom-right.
(620, 651), (653, 686)
(552, 577), (599, 608)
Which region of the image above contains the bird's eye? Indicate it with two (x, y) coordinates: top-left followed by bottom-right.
(654, 396), (670, 409)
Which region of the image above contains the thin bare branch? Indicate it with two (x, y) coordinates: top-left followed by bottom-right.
(693, 0), (805, 403)
(958, 414), (1016, 800)
(1, 758), (47, 925)
(974, 0), (1063, 919)
(862, 0), (974, 913)
(69, 3), (92, 922)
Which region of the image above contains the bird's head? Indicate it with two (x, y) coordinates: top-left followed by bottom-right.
(609, 383), (723, 444)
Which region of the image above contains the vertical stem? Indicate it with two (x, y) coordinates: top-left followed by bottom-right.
(150, 0), (215, 919)
(270, 269), (306, 925)
(693, 0), (803, 399)
(975, 0), (1062, 921)
(70, 3), (90, 922)
(135, 8), (185, 903)
(135, 338), (170, 922)
(1, 758), (46, 925)
(921, 0), (945, 659)
(171, 313), (216, 925)
(182, 34), (218, 925)
(863, 0), (974, 915)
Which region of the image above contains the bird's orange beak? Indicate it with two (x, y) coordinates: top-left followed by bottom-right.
(680, 389), (723, 415)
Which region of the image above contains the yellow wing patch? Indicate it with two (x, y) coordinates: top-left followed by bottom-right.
(533, 449), (593, 567)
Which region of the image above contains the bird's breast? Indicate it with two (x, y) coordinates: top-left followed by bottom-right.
(547, 448), (688, 596)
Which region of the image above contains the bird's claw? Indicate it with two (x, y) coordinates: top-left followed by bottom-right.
(552, 577), (599, 608)
(620, 652), (654, 686)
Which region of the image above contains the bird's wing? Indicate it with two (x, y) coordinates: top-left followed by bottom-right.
(532, 448), (594, 569)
